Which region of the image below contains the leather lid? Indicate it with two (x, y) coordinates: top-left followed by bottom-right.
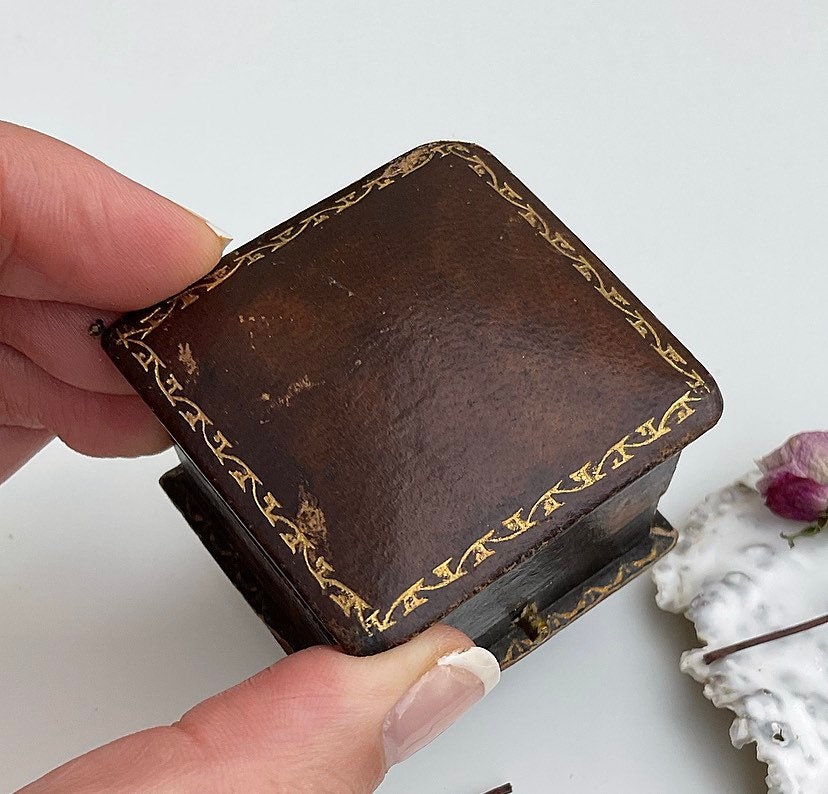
(104, 142), (722, 651)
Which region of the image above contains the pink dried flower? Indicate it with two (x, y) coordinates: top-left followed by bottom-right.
(758, 431), (828, 522)
(762, 471), (828, 522)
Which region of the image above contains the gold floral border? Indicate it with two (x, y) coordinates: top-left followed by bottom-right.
(112, 142), (709, 635)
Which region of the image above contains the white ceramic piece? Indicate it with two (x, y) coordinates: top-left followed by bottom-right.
(653, 473), (828, 794)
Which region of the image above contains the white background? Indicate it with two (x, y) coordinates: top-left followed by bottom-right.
(2, 2), (827, 792)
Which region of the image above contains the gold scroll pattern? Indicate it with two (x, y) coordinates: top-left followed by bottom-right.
(116, 144), (457, 343)
(113, 142), (709, 635)
(119, 335), (377, 624)
(445, 147), (707, 392)
(117, 142), (708, 394)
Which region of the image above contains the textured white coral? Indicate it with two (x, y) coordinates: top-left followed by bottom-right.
(653, 474), (828, 794)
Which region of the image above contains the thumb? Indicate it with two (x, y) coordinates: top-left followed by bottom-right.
(21, 625), (501, 793)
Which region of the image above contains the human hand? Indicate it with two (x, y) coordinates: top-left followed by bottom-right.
(0, 121), (230, 483)
(21, 624), (498, 793)
(2, 123), (501, 792)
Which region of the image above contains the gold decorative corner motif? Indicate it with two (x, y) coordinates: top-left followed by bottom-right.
(114, 143), (708, 636)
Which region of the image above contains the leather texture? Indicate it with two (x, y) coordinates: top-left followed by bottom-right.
(104, 141), (722, 656)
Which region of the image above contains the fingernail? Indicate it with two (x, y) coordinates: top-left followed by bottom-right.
(204, 222), (233, 249)
(177, 203), (233, 250)
(382, 646), (500, 767)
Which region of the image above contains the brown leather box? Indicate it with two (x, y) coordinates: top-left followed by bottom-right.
(103, 142), (722, 668)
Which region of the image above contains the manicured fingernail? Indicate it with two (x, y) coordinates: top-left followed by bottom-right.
(201, 219), (233, 248)
(382, 646), (500, 767)
(177, 203), (233, 249)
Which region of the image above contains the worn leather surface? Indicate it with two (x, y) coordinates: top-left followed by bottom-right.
(104, 141), (722, 655)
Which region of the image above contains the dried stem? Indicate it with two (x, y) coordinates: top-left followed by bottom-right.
(780, 514), (828, 548)
(703, 612), (828, 665)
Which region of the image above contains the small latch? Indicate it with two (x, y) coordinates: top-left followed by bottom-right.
(516, 601), (550, 643)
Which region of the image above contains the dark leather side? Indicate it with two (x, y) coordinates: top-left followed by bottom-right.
(444, 456), (678, 649)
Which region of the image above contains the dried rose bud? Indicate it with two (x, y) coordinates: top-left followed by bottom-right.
(757, 431), (828, 521)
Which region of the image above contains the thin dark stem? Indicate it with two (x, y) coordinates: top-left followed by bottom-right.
(703, 612), (828, 665)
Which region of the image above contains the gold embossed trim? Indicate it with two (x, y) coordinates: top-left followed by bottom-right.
(118, 142), (707, 392)
(116, 144), (456, 342)
(113, 329), (703, 635)
(112, 142), (709, 635)
(447, 147), (707, 391)
(500, 524), (677, 667)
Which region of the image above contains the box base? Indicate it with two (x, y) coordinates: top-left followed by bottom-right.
(161, 463), (676, 668)
(490, 518), (676, 668)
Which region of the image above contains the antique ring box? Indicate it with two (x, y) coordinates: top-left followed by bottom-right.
(104, 142), (722, 668)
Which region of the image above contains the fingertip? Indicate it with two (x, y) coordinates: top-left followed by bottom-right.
(416, 623), (477, 657)
(106, 181), (232, 309)
(0, 122), (234, 311)
(1, 344), (172, 460)
(59, 407), (171, 459)
(366, 624), (475, 680)
(172, 201), (234, 250)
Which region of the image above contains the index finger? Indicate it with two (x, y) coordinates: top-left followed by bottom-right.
(0, 122), (230, 311)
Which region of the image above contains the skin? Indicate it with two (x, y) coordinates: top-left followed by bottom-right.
(1, 122), (473, 793)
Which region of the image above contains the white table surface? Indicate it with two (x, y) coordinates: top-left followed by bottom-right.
(2, 3), (827, 792)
